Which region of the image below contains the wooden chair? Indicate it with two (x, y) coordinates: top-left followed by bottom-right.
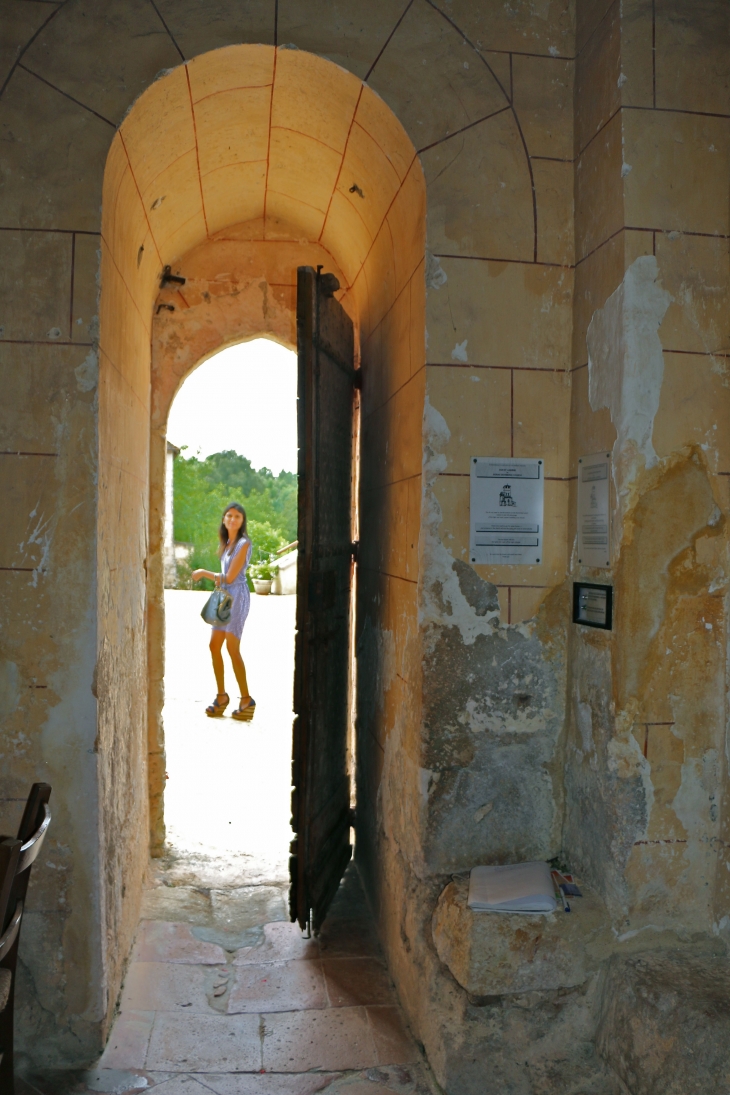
(0, 784), (52, 1093)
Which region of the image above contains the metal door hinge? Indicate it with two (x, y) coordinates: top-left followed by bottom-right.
(160, 265), (186, 288)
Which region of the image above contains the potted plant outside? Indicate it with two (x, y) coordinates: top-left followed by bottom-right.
(249, 558), (279, 595)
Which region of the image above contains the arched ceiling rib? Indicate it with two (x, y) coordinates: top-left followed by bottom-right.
(101, 44), (427, 354)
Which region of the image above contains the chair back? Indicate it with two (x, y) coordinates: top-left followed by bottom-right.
(0, 840), (21, 962)
(0, 784), (52, 1092)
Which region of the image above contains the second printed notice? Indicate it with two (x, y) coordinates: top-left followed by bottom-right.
(470, 458), (544, 566)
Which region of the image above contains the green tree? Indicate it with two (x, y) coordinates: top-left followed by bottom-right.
(172, 450), (297, 588)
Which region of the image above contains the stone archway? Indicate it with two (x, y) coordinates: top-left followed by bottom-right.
(146, 233), (349, 850)
(97, 43), (426, 1013)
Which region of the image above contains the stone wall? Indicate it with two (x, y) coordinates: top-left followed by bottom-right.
(563, 0), (730, 937)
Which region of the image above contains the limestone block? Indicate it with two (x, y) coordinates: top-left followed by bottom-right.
(512, 55), (573, 161)
(654, 353), (730, 470)
(367, 0), (508, 153)
(0, 67), (110, 231)
(71, 233), (101, 344)
(22, 0), (182, 127)
(575, 111), (623, 262)
(422, 109), (533, 263)
(655, 0), (730, 115)
(432, 876), (610, 996)
(0, 230), (73, 342)
(0, 0), (57, 90)
(656, 231), (730, 356)
(425, 258), (572, 370)
(277, 0), (398, 80)
(620, 0), (654, 109)
(533, 158), (574, 267)
(426, 365), (512, 472)
(596, 951), (730, 1094)
(513, 367), (572, 476)
(575, 0), (620, 155)
(623, 109), (730, 237)
(155, 0), (275, 57)
(447, 0), (574, 57)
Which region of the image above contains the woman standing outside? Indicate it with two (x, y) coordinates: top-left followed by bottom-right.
(192, 503), (255, 721)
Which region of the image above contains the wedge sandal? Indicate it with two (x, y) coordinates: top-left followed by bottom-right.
(231, 697), (256, 722)
(206, 692), (229, 718)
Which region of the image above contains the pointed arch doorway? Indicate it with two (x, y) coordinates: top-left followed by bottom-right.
(98, 43), (426, 958)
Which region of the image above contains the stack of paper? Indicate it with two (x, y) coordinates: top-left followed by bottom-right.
(468, 862), (557, 914)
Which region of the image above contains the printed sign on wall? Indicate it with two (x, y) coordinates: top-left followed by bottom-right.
(470, 458), (544, 566)
(577, 452), (611, 568)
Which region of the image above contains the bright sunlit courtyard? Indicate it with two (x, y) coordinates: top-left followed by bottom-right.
(161, 338), (298, 885)
(162, 588), (296, 884)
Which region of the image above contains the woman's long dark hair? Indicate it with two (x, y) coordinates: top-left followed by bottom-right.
(218, 502), (248, 556)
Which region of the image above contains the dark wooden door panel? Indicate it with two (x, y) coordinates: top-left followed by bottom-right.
(290, 266), (356, 932)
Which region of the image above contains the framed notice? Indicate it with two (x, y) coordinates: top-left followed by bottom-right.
(573, 582), (613, 630)
(470, 457), (544, 566)
(577, 452), (611, 568)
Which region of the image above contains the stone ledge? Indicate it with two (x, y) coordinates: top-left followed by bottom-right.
(431, 875), (613, 996)
(596, 951), (730, 1095)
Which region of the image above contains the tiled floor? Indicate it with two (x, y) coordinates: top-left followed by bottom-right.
(18, 596), (436, 1094)
(20, 869), (436, 1095)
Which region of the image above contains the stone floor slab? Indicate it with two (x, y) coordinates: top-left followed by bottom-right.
(119, 962), (218, 1013)
(98, 1011), (156, 1070)
(132, 920), (228, 965)
(197, 1074), (339, 1094)
(145, 1012), (262, 1072)
(261, 1007), (378, 1072)
(316, 920), (380, 960)
(19, 1068), (158, 1094)
(322, 959), (395, 1008)
(228, 960), (327, 1013)
(140, 1078), (211, 1093)
(365, 1007), (419, 1066)
(234, 922), (321, 965)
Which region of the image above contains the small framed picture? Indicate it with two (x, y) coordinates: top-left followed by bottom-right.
(572, 582), (613, 630)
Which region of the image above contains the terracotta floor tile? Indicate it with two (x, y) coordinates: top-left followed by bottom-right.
(145, 1011), (262, 1071)
(322, 958), (395, 1007)
(366, 1007), (419, 1066)
(97, 1010), (155, 1069)
(228, 960), (327, 1013)
(262, 1007), (377, 1072)
(234, 921), (320, 965)
(119, 961), (219, 1013)
(198, 1074), (340, 1094)
(132, 920), (227, 965)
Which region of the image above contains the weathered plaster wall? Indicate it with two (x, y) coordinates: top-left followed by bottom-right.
(564, 0), (730, 953)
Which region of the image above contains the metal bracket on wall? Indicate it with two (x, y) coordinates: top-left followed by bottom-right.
(160, 265), (186, 288)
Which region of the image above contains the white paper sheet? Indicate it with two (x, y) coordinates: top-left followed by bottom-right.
(468, 861), (557, 914)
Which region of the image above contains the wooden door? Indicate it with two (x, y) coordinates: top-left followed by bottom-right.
(290, 266), (356, 932)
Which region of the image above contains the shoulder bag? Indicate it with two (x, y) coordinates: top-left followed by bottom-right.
(201, 587), (233, 625)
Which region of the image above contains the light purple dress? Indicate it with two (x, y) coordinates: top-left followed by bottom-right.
(213, 537), (251, 639)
